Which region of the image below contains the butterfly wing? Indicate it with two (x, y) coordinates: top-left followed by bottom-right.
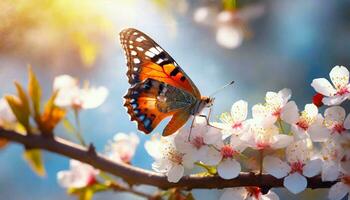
(119, 28), (201, 99)
(124, 78), (196, 134)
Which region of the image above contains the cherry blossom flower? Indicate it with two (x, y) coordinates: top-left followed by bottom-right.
(328, 176), (350, 200)
(220, 187), (279, 200)
(193, 6), (218, 26)
(208, 136), (246, 179)
(0, 97), (16, 126)
(282, 103), (325, 141)
(216, 11), (245, 49)
(311, 65), (350, 106)
(174, 117), (222, 164)
(145, 135), (195, 183)
(57, 160), (99, 188)
(105, 132), (140, 164)
(214, 100), (249, 139)
(321, 139), (344, 181)
(53, 75), (108, 110)
(252, 88), (293, 124)
(263, 140), (322, 194)
(240, 118), (293, 150)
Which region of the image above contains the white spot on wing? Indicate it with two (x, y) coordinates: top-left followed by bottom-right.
(137, 47), (144, 51)
(131, 50), (137, 56)
(133, 58), (140, 64)
(145, 51), (155, 57)
(156, 46), (163, 52)
(149, 47), (159, 54)
(156, 58), (164, 64)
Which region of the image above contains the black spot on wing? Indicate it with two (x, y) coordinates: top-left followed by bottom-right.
(170, 67), (180, 77)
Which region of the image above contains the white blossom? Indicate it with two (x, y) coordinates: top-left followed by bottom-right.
(145, 135), (195, 183)
(53, 75), (108, 110)
(105, 132), (140, 164)
(220, 187), (279, 200)
(328, 176), (350, 200)
(252, 88), (293, 125)
(174, 117), (222, 163)
(263, 140), (322, 194)
(240, 118), (293, 150)
(57, 160), (99, 188)
(214, 100), (249, 139)
(311, 66), (350, 105)
(282, 103), (323, 141)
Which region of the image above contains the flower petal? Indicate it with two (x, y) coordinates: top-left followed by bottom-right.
(80, 87), (109, 109)
(231, 100), (248, 123)
(308, 115), (331, 142)
(283, 173), (307, 194)
(328, 182), (349, 200)
(271, 135), (293, 149)
(263, 156), (290, 178)
(322, 161), (340, 182)
(311, 78), (336, 96)
(217, 159), (241, 179)
(323, 95), (349, 106)
(278, 88), (292, 105)
(281, 101), (299, 125)
(220, 188), (246, 200)
(330, 65), (349, 90)
(204, 127), (222, 145)
(344, 113), (350, 129)
(303, 159), (322, 177)
(202, 147), (222, 166)
(325, 106), (346, 124)
(167, 164), (184, 183)
(262, 190), (280, 200)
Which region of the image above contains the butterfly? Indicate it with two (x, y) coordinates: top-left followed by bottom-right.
(119, 28), (214, 136)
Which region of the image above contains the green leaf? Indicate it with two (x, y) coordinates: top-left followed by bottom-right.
(222, 0), (236, 10)
(14, 82), (31, 117)
(185, 193), (195, 200)
(28, 66), (42, 118)
(5, 95), (31, 133)
(62, 118), (77, 135)
(78, 189), (94, 200)
(23, 149), (46, 177)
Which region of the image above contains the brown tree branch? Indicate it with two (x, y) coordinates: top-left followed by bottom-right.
(0, 128), (336, 190)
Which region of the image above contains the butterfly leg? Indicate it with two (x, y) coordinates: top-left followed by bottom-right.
(187, 117), (196, 142)
(198, 108), (221, 130)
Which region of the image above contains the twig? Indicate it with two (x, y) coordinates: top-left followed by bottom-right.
(0, 128), (337, 190)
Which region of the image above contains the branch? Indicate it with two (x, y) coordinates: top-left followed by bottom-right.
(0, 128), (336, 190)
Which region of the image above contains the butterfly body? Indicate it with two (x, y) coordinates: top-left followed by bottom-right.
(120, 28), (213, 136)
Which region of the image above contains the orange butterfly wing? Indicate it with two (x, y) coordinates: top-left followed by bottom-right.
(120, 28), (201, 135)
(119, 28), (201, 98)
(124, 79), (176, 134)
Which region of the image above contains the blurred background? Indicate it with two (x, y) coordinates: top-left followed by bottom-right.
(0, 0), (349, 199)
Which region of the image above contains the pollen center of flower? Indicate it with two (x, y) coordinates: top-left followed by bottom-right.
(221, 145), (236, 159)
(246, 187), (261, 199)
(332, 123), (346, 134)
(86, 174), (97, 186)
(168, 150), (183, 165)
(296, 120), (309, 131)
(272, 108), (281, 117)
(232, 122), (242, 129)
(336, 87), (349, 96)
(72, 97), (83, 110)
(191, 136), (205, 149)
(290, 161), (305, 174)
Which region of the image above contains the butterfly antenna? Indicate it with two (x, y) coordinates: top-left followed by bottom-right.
(209, 80), (235, 98)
